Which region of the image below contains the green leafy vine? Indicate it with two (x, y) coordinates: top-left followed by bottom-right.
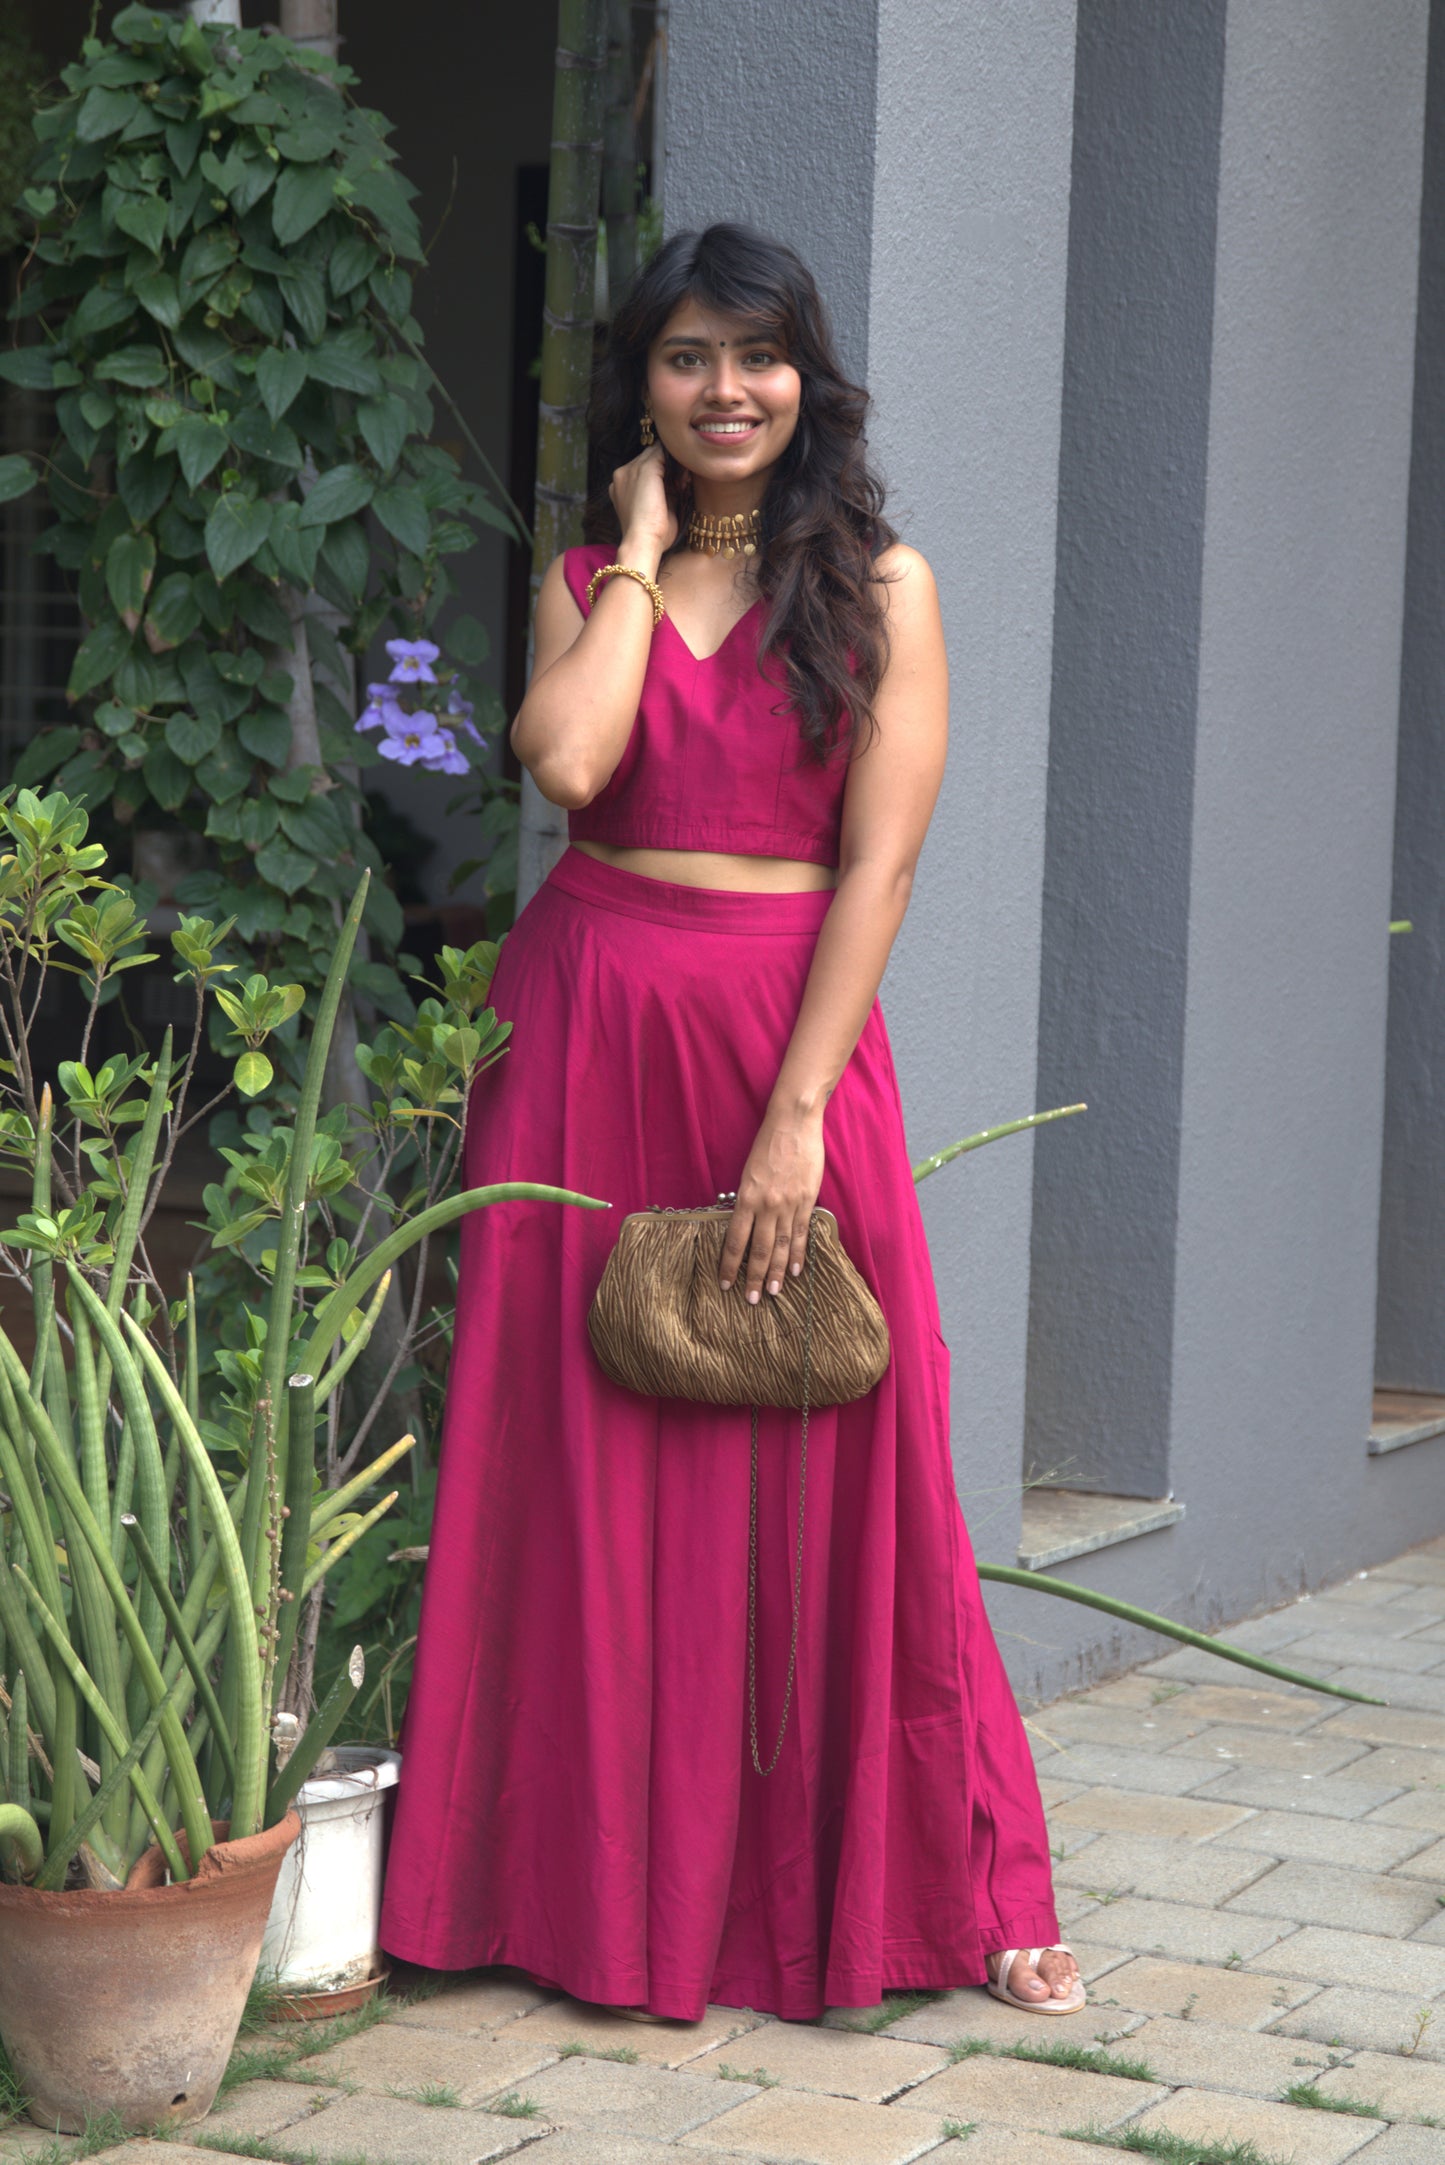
(3, 5), (520, 1000)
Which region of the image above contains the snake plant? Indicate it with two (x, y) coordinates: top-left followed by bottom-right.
(0, 819), (605, 1892)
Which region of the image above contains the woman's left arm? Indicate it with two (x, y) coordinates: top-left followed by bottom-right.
(719, 544), (950, 1300)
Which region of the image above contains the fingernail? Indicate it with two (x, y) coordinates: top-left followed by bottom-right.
(747, 1289), (760, 1305)
(768, 1279), (780, 1295)
(789, 1261), (802, 1276)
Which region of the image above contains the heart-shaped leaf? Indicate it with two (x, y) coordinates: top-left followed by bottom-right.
(271, 163), (337, 247)
(254, 836), (318, 895)
(204, 493), (274, 583)
(114, 194), (167, 257)
(105, 531), (155, 622)
(146, 572), (203, 649)
(297, 463), (374, 528)
(174, 416), (228, 490)
(165, 711), (222, 766)
(372, 485), (429, 559)
(255, 345), (308, 424)
(0, 455), (38, 506)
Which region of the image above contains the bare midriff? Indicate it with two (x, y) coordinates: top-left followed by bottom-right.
(571, 839), (838, 893)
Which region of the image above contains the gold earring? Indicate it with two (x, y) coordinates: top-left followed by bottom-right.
(640, 408), (655, 448)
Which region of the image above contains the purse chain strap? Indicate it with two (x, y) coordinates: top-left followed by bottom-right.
(747, 1212), (814, 1777)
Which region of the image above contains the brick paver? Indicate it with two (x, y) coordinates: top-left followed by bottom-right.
(59, 1531), (1445, 2165)
(1130, 2086), (1383, 2162)
(890, 2054), (1166, 2132)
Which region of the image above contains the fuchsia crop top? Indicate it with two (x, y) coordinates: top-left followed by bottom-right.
(560, 543), (848, 867)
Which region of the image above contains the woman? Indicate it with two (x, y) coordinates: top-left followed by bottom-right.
(380, 222), (1081, 2025)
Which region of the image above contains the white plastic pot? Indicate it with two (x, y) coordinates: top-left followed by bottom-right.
(259, 1747), (401, 1997)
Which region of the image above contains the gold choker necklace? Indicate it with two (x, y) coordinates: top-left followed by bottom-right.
(687, 507), (762, 558)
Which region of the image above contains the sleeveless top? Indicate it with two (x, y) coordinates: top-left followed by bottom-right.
(560, 543), (849, 867)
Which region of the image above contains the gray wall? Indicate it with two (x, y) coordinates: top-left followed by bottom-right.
(1377, 0), (1445, 1392)
(665, 0), (1441, 1704)
(1012, 0), (1435, 1707)
(1027, 1), (1227, 1502)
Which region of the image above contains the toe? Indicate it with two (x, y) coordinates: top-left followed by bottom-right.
(1038, 1951), (1081, 1999)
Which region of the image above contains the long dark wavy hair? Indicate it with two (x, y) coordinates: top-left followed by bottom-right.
(583, 223), (899, 761)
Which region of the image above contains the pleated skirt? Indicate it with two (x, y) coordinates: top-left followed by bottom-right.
(378, 844), (1059, 2020)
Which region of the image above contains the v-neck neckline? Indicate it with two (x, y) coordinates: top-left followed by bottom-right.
(659, 595), (764, 665)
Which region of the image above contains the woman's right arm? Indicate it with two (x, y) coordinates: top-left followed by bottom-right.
(510, 446), (676, 809)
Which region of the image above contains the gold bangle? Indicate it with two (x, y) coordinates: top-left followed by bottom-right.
(585, 561), (666, 626)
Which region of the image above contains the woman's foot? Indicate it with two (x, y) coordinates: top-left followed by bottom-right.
(985, 1945), (1084, 2010)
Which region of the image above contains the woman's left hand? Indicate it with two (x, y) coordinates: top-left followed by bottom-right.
(719, 1112), (826, 1301)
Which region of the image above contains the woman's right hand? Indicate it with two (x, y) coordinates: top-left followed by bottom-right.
(608, 444), (679, 562)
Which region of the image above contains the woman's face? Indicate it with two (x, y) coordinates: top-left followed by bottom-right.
(644, 300), (802, 484)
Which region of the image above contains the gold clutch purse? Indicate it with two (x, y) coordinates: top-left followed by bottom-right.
(587, 1194), (891, 1773)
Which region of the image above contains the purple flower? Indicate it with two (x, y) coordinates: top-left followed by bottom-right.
(385, 638), (441, 685)
(378, 707), (448, 765)
(356, 683), (406, 733)
(424, 726), (470, 776)
(446, 687), (482, 744)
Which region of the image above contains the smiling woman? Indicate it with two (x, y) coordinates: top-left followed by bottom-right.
(381, 223), (1082, 2026)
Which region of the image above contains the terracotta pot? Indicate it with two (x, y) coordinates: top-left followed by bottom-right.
(0, 1812), (300, 2134)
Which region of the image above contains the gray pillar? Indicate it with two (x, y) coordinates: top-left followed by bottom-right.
(1377, 0), (1445, 1391)
(666, 3), (1078, 1566)
(1027, 1), (1228, 1501)
(1164, 0), (1426, 1601)
(864, 0), (1078, 1566)
(663, 0), (879, 384)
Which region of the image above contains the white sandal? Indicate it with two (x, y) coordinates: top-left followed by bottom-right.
(986, 1943), (1086, 2015)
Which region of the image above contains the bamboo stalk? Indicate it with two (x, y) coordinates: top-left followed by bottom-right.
(602, 0), (639, 308)
(519, 0), (610, 907)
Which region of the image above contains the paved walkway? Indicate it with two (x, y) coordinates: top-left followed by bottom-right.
(47, 1534), (1445, 2164)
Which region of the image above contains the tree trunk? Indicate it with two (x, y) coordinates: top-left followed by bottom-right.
(516, 0), (609, 911)
(188, 0), (242, 23)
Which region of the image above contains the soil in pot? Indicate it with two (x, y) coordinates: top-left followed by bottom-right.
(0, 1811), (300, 2134)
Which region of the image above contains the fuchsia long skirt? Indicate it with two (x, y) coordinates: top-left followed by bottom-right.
(379, 845), (1059, 2020)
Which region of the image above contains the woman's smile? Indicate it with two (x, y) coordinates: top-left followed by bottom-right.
(692, 415), (765, 446)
